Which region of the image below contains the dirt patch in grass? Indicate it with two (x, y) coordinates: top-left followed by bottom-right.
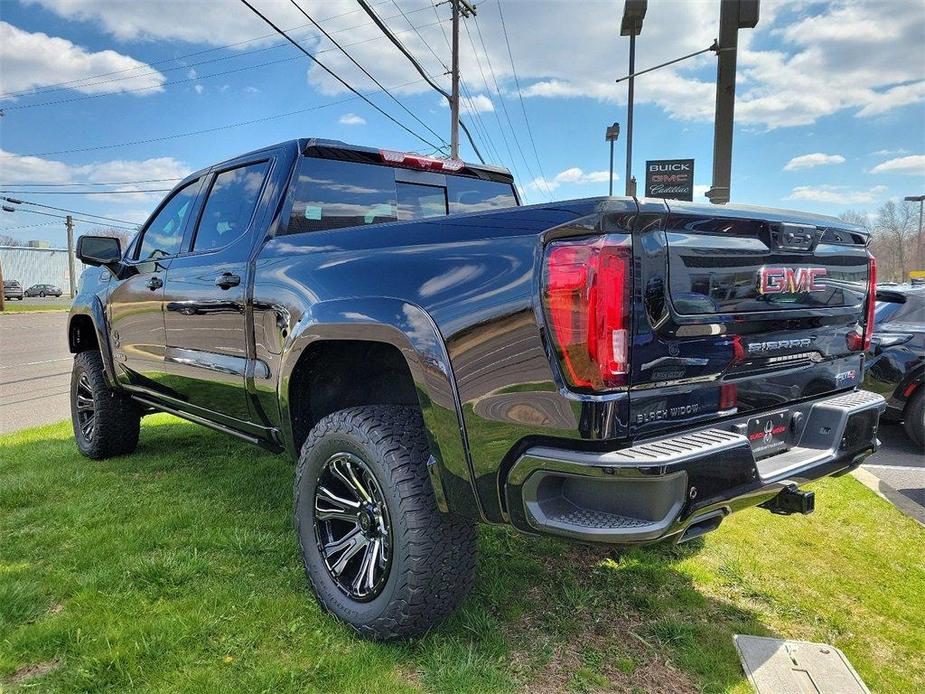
(507, 545), (698, 693)
(4, 658), (61, 686)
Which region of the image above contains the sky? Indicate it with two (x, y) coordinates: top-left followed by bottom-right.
(0, 0), (923, 246)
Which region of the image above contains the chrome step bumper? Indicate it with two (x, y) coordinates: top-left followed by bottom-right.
(504, 389), (886, 544)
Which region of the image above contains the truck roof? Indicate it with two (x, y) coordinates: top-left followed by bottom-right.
(181, 138), (514, 187)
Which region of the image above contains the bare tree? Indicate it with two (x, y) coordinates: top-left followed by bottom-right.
(0, 234), (26, 246)
(841, 202), (921, 283)
(92, 227), (137, 250)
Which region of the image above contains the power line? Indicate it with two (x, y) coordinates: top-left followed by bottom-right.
(496, 0), (552, 199)
(1, 12), (453, 112)
(0, 222), (59, 232)
(1, 178), (183, 187)
(1, 189), (171, 195)
(237, 0), (442, 152)
(471, 12), (545, 199)
(1, 198), (139, 225)
(1, 207), (138, 230)
(288, 0), (448, 154)
(355, 0), (484, 163)
(0, 0), (396, 100)
(0, 79), (425, 159)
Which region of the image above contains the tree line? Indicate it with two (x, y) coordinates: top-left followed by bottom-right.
(840, 200), (923, 283)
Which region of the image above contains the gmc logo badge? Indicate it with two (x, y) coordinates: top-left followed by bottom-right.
(757, 267), (827, 295)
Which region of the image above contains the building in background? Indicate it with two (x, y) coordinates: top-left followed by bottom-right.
(0, 246), (85, 291)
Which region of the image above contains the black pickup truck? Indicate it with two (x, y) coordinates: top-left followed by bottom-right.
(69, 138), (885, 639)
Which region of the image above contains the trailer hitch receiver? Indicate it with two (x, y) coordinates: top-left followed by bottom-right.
(761, 484), (815, 516)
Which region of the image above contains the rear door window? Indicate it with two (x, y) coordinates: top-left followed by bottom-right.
(192, 161), (269, 252)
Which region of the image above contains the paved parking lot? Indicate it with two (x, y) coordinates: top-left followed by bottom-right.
(1, 311), (922, 520)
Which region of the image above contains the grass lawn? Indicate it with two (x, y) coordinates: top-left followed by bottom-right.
(0, 303), (68, 313)
(1, 415), (922, 693)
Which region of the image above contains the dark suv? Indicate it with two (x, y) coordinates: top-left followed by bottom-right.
(67, 138), (885, 639)
(864, 286), (925, 447)
(3, 280), (24, 300)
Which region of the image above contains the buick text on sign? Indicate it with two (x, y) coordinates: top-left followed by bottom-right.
(645, 159), (694, 201)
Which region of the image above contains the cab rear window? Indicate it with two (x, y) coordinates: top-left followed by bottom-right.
(285, 157), (516, 235)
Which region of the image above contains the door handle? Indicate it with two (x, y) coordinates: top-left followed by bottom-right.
(145, 276), (163, 290)
(215, 272), (241, 290)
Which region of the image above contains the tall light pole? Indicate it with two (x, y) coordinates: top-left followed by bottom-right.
(620, 1), (647, 197)
(605, 122), (621, 196)
(705, 0), (760, 205)
(905, 194), (925, 270)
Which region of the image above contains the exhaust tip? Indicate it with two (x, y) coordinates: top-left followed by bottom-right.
(678, 511), (724, 543)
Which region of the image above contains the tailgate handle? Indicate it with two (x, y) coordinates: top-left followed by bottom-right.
(772, 223), (817, 251)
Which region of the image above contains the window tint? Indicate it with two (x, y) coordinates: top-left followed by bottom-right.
(287, 158), (397, 234)
(447, 176), (517, 214)
(396, 182), (447, 220)
(137, 179), (200, 260)
(193, 161), (269, 252)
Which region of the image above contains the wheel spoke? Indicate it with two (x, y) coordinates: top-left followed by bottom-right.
(76, 393), (94, 411)
(315, 485), (360, 515)
(81, 416), (94, 439)
(352, 539), (380, 595)
(330, 457), (372, 503)
(324, 528), (368, 576)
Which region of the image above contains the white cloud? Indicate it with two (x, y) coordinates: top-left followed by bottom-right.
(193, 84), (204, 95)
(871, 148), (909, 157)
(783, 153), (846, 171)
(465, 94), (494, 113)
(338, 113), (367, 126)
(0, 150), (191, 205)
(0, 21), (165, 96)
(21, 0), (925, 132)
(869, 155), (925, 175)
(787, 184), (889, 205)
(530, 167), (611, 192)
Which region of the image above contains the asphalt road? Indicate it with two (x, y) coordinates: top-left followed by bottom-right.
(1, 311), (922, 520)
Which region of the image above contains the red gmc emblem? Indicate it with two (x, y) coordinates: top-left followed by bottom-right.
(757, 267), (827, 295)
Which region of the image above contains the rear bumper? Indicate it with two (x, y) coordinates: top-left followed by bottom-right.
(504, 389), (886, 544)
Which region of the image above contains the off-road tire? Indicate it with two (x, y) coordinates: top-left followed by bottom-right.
(294, 405), (476, 640)
(71, 350), (141, 459)
(903, 389), (924, 449)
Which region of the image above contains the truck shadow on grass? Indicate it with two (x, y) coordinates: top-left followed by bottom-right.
(1, 415), (777, 693)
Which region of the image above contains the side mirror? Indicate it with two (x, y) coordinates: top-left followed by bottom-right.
(76, 235), (122, 268)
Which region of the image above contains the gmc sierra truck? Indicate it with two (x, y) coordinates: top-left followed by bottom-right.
(69, 138), (885, 640)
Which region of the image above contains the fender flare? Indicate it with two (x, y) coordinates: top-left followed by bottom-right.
(68, 297), (119, 390)
(278, 297), (483, 520)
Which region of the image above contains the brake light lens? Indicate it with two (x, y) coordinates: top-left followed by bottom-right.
(379, 149), (464, 172)
(863, 255), (877, 352)
(542, 235), (632, 390)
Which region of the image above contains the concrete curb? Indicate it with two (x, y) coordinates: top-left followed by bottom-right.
(852, 467), (925, 526)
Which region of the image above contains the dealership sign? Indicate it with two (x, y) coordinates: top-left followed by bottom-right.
(645, 159), (694, 201)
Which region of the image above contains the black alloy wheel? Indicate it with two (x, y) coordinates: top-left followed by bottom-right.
(314, 452), (392, 601)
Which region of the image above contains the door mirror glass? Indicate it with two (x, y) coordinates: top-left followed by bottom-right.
(76, 235), (122, 267)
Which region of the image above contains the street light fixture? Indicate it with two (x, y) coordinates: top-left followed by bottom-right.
(605, 122), (621, 196)
(620, 0), (647, 197)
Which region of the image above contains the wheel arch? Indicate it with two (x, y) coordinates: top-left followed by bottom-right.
(279, 297), (483, 520)
(68, 297), (118, 389)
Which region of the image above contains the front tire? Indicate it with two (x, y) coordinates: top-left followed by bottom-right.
(294, 405), (476, 640)
(71, 351), (141, 459)
(904, 389), (924, 449)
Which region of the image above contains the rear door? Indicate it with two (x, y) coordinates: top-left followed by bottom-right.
(161, 157), (273, 422)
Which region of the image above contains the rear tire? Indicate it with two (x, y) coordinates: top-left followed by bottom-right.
(293, 405), (476, 640)
(71, 351), (141, 459)
(903, 389), (924, 449)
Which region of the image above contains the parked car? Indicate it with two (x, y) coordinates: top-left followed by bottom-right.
(863, 286), (925, 447)
(24, 283), (63, 298)
(3, 280), (24, 300)
(67, 138), (885, 640)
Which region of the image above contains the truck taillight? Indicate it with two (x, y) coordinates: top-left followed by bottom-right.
(863, 255), (877, 352)
(542, 235), (631, 391)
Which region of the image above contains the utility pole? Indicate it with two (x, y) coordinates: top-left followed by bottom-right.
(0, 252), (5, 312)
(66, 214), (76, 299)
(450, 0), (477, 159)
(706, 0), (759, 205)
